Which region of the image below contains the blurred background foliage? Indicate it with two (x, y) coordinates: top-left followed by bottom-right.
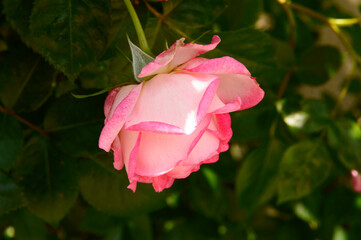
(1, 0), (361, 239)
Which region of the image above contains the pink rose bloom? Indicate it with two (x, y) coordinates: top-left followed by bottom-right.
(351, 170), (361, 193)
(98, 36), (264, 192)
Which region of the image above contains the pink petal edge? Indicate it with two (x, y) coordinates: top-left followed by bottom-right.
(98, 83), (143, 152)
(181, 56), (251, 76)
(138, 35), (221, 78)
(124, 113), (232, 192)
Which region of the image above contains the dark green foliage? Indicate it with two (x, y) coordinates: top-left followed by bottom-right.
(0, 0), (361, 239)
(0, 112), (23, 170)
(277, 140), (333, 203)
(0, 173), (24, 215)
(30, 0), (111, 79)
(78, 153), (167, 217)
(296, 46), (342, 85)
(13, 136), (78, 224)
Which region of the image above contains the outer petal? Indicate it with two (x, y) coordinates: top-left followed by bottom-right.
(207, 114), (232, 152)
(166, 114), (232, 179)
(121, 115), (212, 178)
(212, 74), (264, 113)
(104, 88), (120, 119)
(98, 83), (143, 152)
(178, 57), (208, 70)
(111, 136), (124, 170)
(138, 35), (221, 78)
(180, 56), (251, 76)
(125, 72), (220, 135)
(120, 114), (233, 192)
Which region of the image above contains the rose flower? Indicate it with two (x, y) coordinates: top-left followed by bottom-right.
(99, 36), (264, 192)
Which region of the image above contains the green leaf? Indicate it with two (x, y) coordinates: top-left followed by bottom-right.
(189, 168), (227, 221)
(128, 215), (153, 240)
(165, 0), (229, 30)
(278, 140), (332, 204)
(236, 139), (286, 213)
(13, 136), (78, 223)
(80, 207), (122, 235)
(78, 153), (167, 217)
(101, 0), (131, 61)
(0, 112), (23, 171)
(295, 45), (342, 85)
(29, 0), (111, 79)
(231, 106), (275, 142)
(202, 28), (281, 86)
(0, 45), (56, 112)
(12, 209), (46, 240)
(0, 173), (24, 215)
(319, 188), (355, 239)
(211, 28), (276, 69)
(144, 18), (180, 55)
(44, 94), (104, 156)
(220, 0), (263, 29)
(2, 0), (35, 46)
(276, 99), (331, 133)
(344, 24), (361, 61)
(79, 54), (133, 90)
(327, 119), (361, 171)
(128, 37), (154, 82)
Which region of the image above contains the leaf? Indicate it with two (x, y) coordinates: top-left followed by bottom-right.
(0, 112), (23, 171)
(165, 0), (229, 30)
(78, 54), (134, 90)
(128, 215), (153, 240)
(344, 24), (361, 60)
(2, 0), (35, 46)
(189, 168), (227, 221)
(0, 45), (56, 112)
(236, 140), (286, 213)
(29, 0), (111, 79)
(327, 119), (361, 171)
(0, 173), (24, 215)
(43, 94), (104, 156)
(212, 28), (276, 68)
(12, 209), (46, 240)
(80, 207), (122, 236)
(278, 140), (332, 204)
(128, 37), (154, 82)
(295, 45), (342, 85)
(220, 0), (263, 29)
(276, 99), (331, 133)
(202, 28), (279, 84)
(231, 106), (275, 142)
(13, 136), (78, 223)
(101, 0), (131, 61)
(78, 153), (167, 217)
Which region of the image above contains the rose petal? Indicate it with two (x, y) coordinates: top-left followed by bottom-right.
(121, 115), (211, 177)
(181, 56), (251, 75)
(98, 83), (143, 152)
(111, 136), (124, 170)
(104, 88), (120, 119)
(212, 74), (264, 113)
(178, 57), (208, 70)
(207, 114), (232, 152)
(125, 73), (220, 135)
(166, 115), (230, 179)
(152, 176), (175, 192)
(138, 35), (221, 78)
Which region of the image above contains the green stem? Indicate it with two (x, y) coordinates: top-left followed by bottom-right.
(281, 3), (296, 49)
(277, 0), (361, 65)
(123, 0), (152, 55)
(331, 61), (357, 118)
